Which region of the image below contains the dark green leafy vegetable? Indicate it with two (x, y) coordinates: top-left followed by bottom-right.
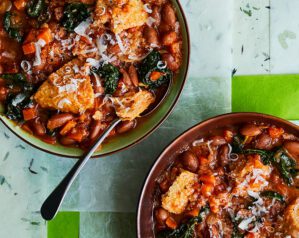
(0, 74), (34, 120)
(61, 3), (90, 31)
(260, 191), (285, 202)
(1, 73), (33, 91)
(231, 135), (244, 153)
(157, 206), (210, 238)
(243, 149), (274, 165)
(97, 63), (121, 95)
(5, 93), (33, 120)
(273, 149), (297, 186)
(26, 0), (45, 18)
(3, 12), (23, 42)
(139, 50), (173, 89)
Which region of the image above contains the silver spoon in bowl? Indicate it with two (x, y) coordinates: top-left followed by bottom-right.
(40, 79), (172, 220)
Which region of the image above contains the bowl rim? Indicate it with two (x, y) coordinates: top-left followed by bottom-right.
(136, 112), (299, 237)
(0, 0), (191, 159)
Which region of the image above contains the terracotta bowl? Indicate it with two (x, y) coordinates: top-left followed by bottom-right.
(137, 112), (299, 238)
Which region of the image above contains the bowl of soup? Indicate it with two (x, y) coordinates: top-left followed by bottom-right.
(0, 0), (190, 157)
(137, 112), (299, 238)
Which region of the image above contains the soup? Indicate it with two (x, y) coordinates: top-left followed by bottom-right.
(0, 0), (183, 149)
(154, 122), (299, 237)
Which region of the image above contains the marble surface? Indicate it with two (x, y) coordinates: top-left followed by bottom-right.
(0, 0), (298, 237)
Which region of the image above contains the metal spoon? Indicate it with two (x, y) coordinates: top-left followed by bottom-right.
(40, 79), (172, 220)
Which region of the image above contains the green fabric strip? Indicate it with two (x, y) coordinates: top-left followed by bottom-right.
(47, 212), (80, 238)
(232, 75), (299, 120)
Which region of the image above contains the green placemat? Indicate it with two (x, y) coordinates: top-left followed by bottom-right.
(232, 75), (299, 120)
(48, 212), (79, 238)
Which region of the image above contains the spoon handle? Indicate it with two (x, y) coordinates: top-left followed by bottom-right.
(40, 118), (122, 220)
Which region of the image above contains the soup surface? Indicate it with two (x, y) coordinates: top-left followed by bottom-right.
(154, 123), (299, 238)
(0, 0), (182, 149)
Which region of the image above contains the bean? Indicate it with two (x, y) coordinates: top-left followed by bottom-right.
(240, 124), (262, 137)
(31, 118), (46, 136)
(120, 68), (132, 87)
(255, 133), (272, 150)
(143, 26), (159, 46)
(181, 151), (199, 172)
(155, 208), (169, 224)
(91, 74), (104, 94)
(89, 120), (103, 141)
(116, 120), (137, 134)
(0, 0), (12, 14)
(47, 113), (74, 130)
(60, 136), (76, 146)
(40, 135), (56, 145)
(162, 31), (177, 46)
(159, 22), (172, 34)
(210, 136), (226, 146)
(283, 141), (299, 161)
(218, 144), (229, 167)
(162, 4), (176, 27)
(128, 65), (139, 87)
(162, 53), (179, 71)
(151, 6), (161, 26)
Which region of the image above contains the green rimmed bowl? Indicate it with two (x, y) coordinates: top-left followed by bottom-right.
(0, 0), (190, 158)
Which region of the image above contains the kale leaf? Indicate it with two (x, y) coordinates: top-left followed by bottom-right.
(139, 50), (172, 89)
(61, 3), (90, 31)
(0, 74), (34, 121)
(157, 206), (210, 238)
(97, 63), (121, 95)
(3, 12), (23, 42)
(260, 190), (285, 202)
(26, 0), (45, 18)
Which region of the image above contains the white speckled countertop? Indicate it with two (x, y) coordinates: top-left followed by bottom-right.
(1, 0), (299, 237)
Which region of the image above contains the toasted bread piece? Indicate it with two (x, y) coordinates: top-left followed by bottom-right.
(93, 0), (147, 34)
(111, 90), (155, 121)
(111, 0), (148, 34)
(162, 171), (198, 214)
(34, 59), (94, 114)
(284, 198), (299, 237)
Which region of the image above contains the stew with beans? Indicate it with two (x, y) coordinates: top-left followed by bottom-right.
(0, 0), (183, 149)
(154, 123), (299, 238)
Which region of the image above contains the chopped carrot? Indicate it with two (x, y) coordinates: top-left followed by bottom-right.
(37, 28), (53, 44)
(201, 183), (214, 197)
(22, 42), (36, 55)
(186, 207), (199, 217)
(245, 233), (255, 238)
(165, 217), (177, 230)
(67, 128), (87, 142)
(268, 127), (284, 138)
(200, 174), (216, 185)
(22, 107), (38, 121)
(14, 0), (28, 10)
(24, 30), (37, 44)
(60, 120), (77, 136)
(150, 71), (164, 81)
